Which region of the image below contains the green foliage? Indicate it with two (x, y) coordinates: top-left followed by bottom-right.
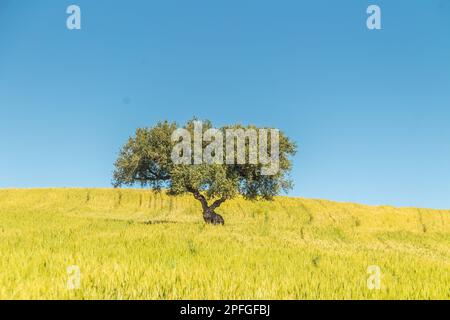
(113, 119), (297, 208)
(170, 164), (238, 200)
(113, 121), (176, 190)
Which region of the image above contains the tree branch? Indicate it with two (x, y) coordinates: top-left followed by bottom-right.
(188, 187), (209, 212)
(147, 168), (170, 181)
(209, 197), (227, 211)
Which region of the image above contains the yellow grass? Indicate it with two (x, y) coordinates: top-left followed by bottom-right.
(0, 188), (449, 299)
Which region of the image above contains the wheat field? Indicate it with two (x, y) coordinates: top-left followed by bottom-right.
(0, 188), (449, 299)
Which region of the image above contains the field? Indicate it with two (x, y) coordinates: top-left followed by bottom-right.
(0, 188), (449, 300)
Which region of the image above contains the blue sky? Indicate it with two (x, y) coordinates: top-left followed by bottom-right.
(0, 0), (449, 208)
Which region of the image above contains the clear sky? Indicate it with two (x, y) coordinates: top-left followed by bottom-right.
(1, 0), (449, 209)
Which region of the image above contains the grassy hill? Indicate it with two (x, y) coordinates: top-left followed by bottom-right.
(0, 188), (449, 299)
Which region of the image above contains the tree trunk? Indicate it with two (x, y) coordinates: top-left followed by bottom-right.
(190, 189), (225, 225)
(202, 207), (225, 225)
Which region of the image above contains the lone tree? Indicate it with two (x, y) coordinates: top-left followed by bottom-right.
(113, 119), (296, 225)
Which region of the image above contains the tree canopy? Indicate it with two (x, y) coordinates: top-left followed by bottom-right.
(113, 119), (296, 224)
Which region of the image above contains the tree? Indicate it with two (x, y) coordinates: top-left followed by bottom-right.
(113, 119), (296, 225)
